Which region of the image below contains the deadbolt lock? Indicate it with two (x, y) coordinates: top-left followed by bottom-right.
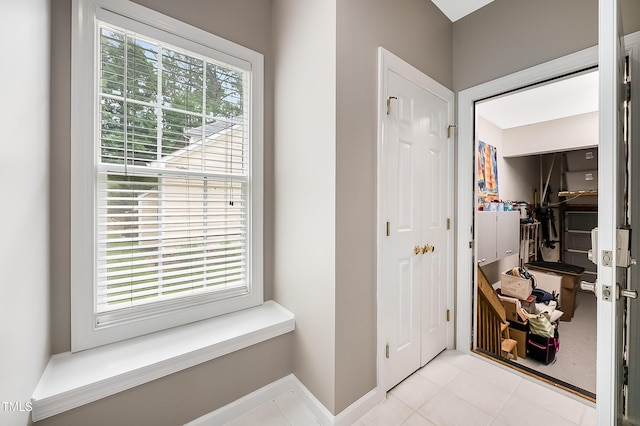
(602, 285), (613, 301)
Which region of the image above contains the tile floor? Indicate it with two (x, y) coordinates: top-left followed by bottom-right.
(225, 349), (596, 426)
(224, 389), (320, 426)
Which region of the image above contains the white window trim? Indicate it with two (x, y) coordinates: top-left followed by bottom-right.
(71, 0), (264, 351)
(32, 301), (294, 421)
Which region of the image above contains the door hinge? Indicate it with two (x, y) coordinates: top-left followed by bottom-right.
(624, 364), (629, 385)
(386, 221), (390, 237)
(625, 81), (631, 103)
(446, 309), (450, 322)
(385, 343), (390, 359)
(447, 124), (457, 139)
(447, 218), (450, 230)
(387, 96), (397, 115)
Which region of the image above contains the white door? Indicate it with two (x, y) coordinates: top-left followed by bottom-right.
(381, 57), (452, 390)
(596, 0), (629, 423)
(419, 80), (451, 366)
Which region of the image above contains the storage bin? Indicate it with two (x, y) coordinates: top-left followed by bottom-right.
(501, 273), (533, 300)
(566, 148), (598, 171)
(526, 261), (585, 322)
(564, 251), (596, 274)
(527, 330), (559, 365)
(564, 231), (593, 251)
(565, 170), (598, 191)
(565, 211), (598, 230)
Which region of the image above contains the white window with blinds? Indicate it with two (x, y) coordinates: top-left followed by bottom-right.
(71, 0), (263, 351)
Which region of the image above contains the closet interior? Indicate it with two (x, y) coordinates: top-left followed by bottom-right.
(473, 69), (599, 398)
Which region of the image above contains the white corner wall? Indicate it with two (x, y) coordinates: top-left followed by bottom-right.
(476, 118), (521, 283)
(0, 1), (51, 425)
(272, 0), (337, 414)
(477, 117), (539, 203)
(502, 112), (598, 157)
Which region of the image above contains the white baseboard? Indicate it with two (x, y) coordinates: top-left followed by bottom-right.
(185, 375), (295, 425)
(331, 386), (384, 426)
(186, 374), (384, 426)
(288, 375), (384, 426)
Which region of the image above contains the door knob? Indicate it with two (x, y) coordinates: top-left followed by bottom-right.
(422, 244), (435, 254)
(580, 281), (638, 300)
(618, 284), (638, 300)
(580, 281), (596, 293)
(414, 245), (421, 255)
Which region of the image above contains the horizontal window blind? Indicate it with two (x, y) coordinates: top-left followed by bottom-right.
(96, 22), (251, 326)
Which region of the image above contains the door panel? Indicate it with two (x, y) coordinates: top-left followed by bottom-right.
(426, 149), (442, 228)
(626, 31), (640, 426)
(383, 71), (423, 390)
(398, 140), (414, 230)
(383, 68), (451, 390)
(421, 91), (449, 365)
(397, 259), (414, 348)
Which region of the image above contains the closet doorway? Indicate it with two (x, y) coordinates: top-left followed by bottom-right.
(473, 68), (599, 398)
(457, 31), (640, 424)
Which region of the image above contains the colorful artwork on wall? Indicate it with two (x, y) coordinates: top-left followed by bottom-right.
(478, 140), (499, 204)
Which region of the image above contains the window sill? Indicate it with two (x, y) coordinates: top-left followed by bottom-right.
(31, 301), (295, 422)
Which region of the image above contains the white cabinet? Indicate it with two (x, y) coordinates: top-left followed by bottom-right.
(498, 211), (520, 258)
(476, 211), (520, 265)
(477, 211), (497, 265)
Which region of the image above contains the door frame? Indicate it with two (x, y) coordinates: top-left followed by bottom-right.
(457, 29), (640, 417)
(456, 44), (600, 353)
(376, 47), (455, 392)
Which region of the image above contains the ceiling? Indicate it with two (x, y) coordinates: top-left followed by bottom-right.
(475, 70), (599, 130)
(431, 0), (494, 22)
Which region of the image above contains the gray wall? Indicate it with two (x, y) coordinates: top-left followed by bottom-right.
(50, 0), (71, 357)
(45, 1), (292, 424)
(334, 0), (452, 413)
(36, 335), (291, 426)
(453, 0), (640, 91)
(453, 0), (598, 91)
(272, 0), (338, 413)
(34, 0), (640, 423)
(0, 1), (51, 425)
(271, 0), (453, 414)
(50, 0), (277, 355)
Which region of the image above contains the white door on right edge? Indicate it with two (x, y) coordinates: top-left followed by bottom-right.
(595, 0), (630, 423)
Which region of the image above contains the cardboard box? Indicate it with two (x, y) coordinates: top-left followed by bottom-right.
(501, 273), (533, 300)
(501, 299), (528, 326)
(566, 149), (598, 171)
(509, 326), (528, 359)
(565, 170), (598, 191)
